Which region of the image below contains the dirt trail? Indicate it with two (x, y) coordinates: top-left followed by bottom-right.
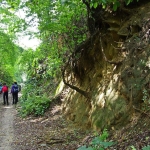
(0, 94), (17, 150)
(0, 93), (89, 150)
(0, 94), (150, 150)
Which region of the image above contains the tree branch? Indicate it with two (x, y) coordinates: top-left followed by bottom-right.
(62, 63), (90, 99)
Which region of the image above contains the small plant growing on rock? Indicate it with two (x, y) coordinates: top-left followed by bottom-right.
(77, 129), (116, 150)
(142, 88), (150, 111)
(142, 89), (150, 102)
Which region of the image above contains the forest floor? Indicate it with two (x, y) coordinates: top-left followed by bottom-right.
(0, 94), (91, 150)
(0, 93), (150, 150)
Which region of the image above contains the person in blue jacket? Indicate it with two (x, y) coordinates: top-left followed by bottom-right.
(12, 82), (19, 104)
(0, 83), (2, 94)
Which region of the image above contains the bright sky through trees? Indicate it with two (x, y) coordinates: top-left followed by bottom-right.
(0, 0), (41, 50)
(15, 5), (41, 50)
(16, 33), (41, 50)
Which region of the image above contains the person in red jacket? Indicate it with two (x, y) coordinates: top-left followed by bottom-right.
(2, 83), (9, 105)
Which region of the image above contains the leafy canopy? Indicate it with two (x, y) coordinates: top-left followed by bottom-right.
(86, 0), (139, 10)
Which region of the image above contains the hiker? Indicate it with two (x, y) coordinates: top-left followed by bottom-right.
(2, 83), (9, 105)
(0, 83), (2, 94)
(11, 83), (15, 104)
(12, 82), (19, 104)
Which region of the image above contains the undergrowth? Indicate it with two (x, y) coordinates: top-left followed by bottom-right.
(78, 128), (150, 150)
(19, 80), (51, 117)
(19, 94), (50, 117)
(78, 129), (116, 150)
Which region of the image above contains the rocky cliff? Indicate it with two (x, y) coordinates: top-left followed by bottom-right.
(61, 0), (150, 131)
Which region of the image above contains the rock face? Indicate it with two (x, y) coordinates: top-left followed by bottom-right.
(62, 1), (150, 130)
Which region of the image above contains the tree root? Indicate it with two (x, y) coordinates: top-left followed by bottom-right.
(133, 105), (150, 117)
(99, 34), (123, 65)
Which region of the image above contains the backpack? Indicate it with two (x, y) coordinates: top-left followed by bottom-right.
(13, 84), (19, 93)
(3, 86), (8, 92)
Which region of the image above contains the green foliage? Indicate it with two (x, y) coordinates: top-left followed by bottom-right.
(142, 89), (150, 102)
(0, 0), (142, 119)
(0, 67), (13, 85)
(18, 47), (62, 81)
(0, 2), (25, 83)
(19, 0), (88, 61)
(142, 145), (150, 150)
(99, 129), (109, 141)
(20, 85), (51, 117)
(0, 0), (141, 86)
(20, 94), (50, 117)
(142, 89), (150, 111)
(130, 145), (136, 150)
(78, 129), (116, 150)
(0, 31), (16, 65)
(19, 77), (56, 117)
(0, 31), (22, 84)
(88, 0), (140, 11)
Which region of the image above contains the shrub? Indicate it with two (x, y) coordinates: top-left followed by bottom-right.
(78, 129), (116, 150)
(19, 94), (50, 117)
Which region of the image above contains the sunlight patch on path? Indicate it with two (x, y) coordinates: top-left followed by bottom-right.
(0, 105), (17, 150)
